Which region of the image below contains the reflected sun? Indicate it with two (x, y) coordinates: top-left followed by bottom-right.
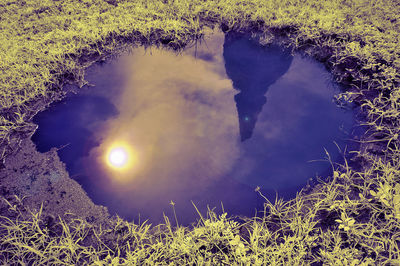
(105, 141), (137, 171)
(108, 147), (128, 167)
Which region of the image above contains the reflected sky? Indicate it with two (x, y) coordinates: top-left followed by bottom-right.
(31, 29), (358, 227)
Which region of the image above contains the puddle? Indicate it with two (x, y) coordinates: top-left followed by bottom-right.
(31, 30), (360, 226)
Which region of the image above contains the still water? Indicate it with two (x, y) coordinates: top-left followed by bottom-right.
(31, 30), (359, 226)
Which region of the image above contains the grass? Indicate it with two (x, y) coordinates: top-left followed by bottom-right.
(0, 0), (400, 264)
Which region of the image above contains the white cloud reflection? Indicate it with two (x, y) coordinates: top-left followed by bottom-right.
(88, 35), (240, 200)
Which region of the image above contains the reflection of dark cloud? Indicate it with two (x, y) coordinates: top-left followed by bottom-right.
(228, 55), (356, 190)
(223, 32), (293, 141)
(31, 94), (119, 177)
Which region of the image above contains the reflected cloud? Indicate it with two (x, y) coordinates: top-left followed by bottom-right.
(88, 42), (240, 199)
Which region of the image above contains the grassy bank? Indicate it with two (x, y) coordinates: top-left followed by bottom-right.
(1, 0), (400, 264)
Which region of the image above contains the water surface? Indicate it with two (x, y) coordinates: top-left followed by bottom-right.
(32, 30), (359, 226)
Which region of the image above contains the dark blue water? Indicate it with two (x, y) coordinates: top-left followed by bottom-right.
(31, 30), (361, 227)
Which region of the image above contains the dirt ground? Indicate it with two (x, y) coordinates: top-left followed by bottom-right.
(0, 132), (110, 225)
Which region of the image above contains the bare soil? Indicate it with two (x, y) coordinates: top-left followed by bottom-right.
(0, 135), (110, 225)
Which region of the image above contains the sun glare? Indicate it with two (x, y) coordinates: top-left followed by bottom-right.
(108, 148), (128, 167)
(105, 141), (137, 171)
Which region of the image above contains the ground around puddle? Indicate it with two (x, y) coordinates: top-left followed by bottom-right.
(0, 135), (110, 225)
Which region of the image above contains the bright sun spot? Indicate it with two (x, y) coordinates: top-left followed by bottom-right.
(108, 148), (128, 167)
(105, 141), (138, 171)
